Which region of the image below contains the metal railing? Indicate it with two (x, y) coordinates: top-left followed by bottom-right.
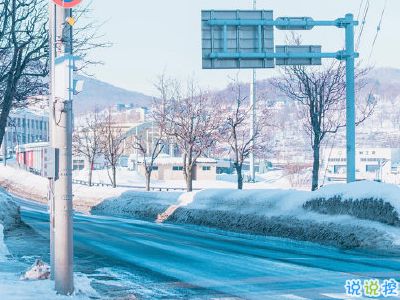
(71, 179), (201, 192)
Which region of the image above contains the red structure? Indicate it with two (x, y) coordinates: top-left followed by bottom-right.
(16, 142), (48, 175)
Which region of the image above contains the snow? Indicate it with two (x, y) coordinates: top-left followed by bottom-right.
(0, 189), (97, 299)
(0, 164), (130, 212)
(92, 181), (400, 251)
(92, 190), (183, 220)
(0, 271), (98, 300)
(0, 189), (21, 231)
(21, 259), (51, 280)
(0, 224), (9, 262)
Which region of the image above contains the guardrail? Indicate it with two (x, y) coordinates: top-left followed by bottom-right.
(71, 179), (201, 192)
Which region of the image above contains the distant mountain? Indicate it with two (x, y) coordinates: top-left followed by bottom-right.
(73, 67), (400, 116)
(365, 68), (400, 99)
(367, 67), (400, 84)
(73, 76), (153, 115)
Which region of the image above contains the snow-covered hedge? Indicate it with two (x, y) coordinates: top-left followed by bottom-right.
(304, 181), (400, 226)
(92, 181), (400, 250)
(91, 191), (182, 220)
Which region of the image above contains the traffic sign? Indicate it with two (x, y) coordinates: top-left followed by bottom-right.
(275, 45), (322, 65)
(202, 10), (274, 69)
(52, 0), (81, 8)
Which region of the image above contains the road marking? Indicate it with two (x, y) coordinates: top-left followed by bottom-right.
(279, 295), (310, 300)
(321, 293), (368, 299)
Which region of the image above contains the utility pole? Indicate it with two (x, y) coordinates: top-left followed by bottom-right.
(249, 0), (257, 183)
(49, 3), (74, 295)
(345, 13), (356, 183)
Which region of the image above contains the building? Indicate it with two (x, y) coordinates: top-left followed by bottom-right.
(134, 155), (217, 181)
(2, 108), (49, 156)
(322, 148), (400, 183)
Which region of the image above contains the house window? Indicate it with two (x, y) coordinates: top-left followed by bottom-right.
(202, 166), (211, 171)
(172, 166), (183, 171)
(73, 160), (85, 171)
(366, 165), (379, 172)
(152, 166), (159, 171)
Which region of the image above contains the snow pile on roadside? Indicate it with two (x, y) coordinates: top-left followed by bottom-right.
(0, 271), (98, 300)
(92, 181), (400, 250)
(0, 190), (21, 231)
(156, 191), (198, 223)
(0, 224), (9, 262)
(21, 259), (51, 280)
(304, 181), (400, 226)
(92, 191), (183, 220)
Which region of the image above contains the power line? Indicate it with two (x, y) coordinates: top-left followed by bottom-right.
(355, 0), (369, 51)
(356, 0), (365, 21)
(369, 0), (387, 60)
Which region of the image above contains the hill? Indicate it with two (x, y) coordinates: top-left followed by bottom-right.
(74, 76), (153, 115)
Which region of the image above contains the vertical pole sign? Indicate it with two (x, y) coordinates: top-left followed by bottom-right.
(202, 11), (358, 184)
(49, 0), (81, 295)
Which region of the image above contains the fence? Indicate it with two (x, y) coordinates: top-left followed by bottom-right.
(71, 179), (201, 192)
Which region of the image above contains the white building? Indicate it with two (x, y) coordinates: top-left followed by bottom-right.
(2, 109), (49, 156)
(131, 154), (217, 181)
(322, 148), (400, 183)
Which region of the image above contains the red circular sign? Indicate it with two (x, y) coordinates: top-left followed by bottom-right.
(52, 0), (82, 8)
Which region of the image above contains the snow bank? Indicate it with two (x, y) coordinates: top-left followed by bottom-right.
(0, 224), (9, 262)
(21, 259), (51, 280)
(304, 181), (400, 226)
(0, 190), (21, 231)
(0, 271), (98, 299)
(92, 191), (183, 220)
(92, 181), (400, 250)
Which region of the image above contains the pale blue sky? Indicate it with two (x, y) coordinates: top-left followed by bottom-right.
(85, 0), (399, 96)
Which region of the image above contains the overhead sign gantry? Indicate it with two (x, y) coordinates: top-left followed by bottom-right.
(201, 10), (358, 183)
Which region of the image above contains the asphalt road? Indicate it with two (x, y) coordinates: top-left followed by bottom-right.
(7, 198), (400, 300)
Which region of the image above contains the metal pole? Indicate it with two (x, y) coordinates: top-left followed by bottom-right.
(345, 13), (356, 183)
(49, 4), (74, 295)
(48, 2), (55, 281)
(249, 0), (257, 182)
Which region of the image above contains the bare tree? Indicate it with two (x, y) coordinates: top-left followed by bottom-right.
(220, 79), (271, 189)
(273, 61), (374, 191)
(73, 109), (104, 186)
(100, 108), (125, 188)
(154, 76), (221, 192)
(0, 0), (110, 149)
(0, 0), (48, 149)
(131, 124), (164, 191)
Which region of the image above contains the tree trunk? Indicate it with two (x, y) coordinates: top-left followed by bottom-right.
(235, 164), (243, 190)
(88, 166), (93, 187)
(145, 170), (151, 192)
(185, 167), (193, 192)
(112, 165), (117, 188)
(311, 144), (320, 191)
(0, 90), (14, 149)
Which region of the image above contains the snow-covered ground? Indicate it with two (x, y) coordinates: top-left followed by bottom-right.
(73, 167), (297, 190)
(0, 165), (130, 212)
(0, 190), (98, 299)
(0, 189), (20, 231)
(93, 181), (400, 251)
